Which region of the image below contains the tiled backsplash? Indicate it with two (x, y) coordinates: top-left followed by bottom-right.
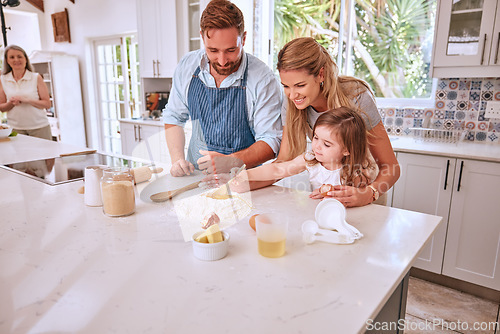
(380, 77), (500, 144)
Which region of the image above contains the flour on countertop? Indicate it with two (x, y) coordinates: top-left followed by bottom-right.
(172, 189), (253, 241)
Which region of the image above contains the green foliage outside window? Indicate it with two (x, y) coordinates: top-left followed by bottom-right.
(274, 0), (436, 99)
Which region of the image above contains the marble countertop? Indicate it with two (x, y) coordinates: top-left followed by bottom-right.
(119, 118), (164, 127)
(0, 135), (91, 165)
(0, 136), (442, 333)
(389, 136), (500, 163)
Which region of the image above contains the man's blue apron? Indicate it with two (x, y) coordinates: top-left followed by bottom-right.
(186, 62), (255, 168)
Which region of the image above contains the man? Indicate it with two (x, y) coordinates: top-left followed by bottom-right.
(163, 0), (283, 177)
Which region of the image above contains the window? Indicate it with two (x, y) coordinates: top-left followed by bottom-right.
(93, 35), (141, 155)
(273, 0), (437, 107)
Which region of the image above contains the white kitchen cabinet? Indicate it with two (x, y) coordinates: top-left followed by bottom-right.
(431, 0), (500, 78)
(443, 159), (500, 291)
(393, 152), (500, 290)
(30, 51), (86, 147)
(393, 153), (455, 274)
(120, 121), (169, 163)
(136, 0), (178, 78)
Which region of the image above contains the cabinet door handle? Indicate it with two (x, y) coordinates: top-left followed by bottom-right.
(444, 159), (450, 190)
(152, 60), (157, 77)
(495, 32), (500, 64)
(156, 60), (160, 77)
(138, 125), (142, 141)
(481, 34), (487, 65)
(133, 125), (138, 141)
(457, 161), (464, 192)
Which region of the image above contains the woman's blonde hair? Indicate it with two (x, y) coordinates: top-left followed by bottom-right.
(3, 45), (33, 75)
(308, 107), (374, 187)
(277, 37), (373, 160)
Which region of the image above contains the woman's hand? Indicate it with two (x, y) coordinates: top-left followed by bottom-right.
(324, 185), (373, 208)
(9, 97), (22, 106)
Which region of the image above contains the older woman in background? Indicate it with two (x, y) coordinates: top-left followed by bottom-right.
(0, 45), (52, 140)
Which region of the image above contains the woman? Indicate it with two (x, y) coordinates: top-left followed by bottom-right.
(0, 45), (52, 140)
(255, 37), (399, 207)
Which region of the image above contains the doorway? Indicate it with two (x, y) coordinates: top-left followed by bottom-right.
(93, 35), (141, 155)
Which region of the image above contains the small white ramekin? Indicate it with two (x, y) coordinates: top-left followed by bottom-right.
(192, 230), (229, 261)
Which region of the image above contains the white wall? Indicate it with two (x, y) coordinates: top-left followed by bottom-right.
(4, 9), (41, 55)
(8, 0), (137, 148)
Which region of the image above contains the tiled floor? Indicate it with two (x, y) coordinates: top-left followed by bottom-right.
(405, 277), (499, 334)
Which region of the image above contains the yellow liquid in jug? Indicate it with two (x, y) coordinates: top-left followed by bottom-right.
(258, 238), (286, 258)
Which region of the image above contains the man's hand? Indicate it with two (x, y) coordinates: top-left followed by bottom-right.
(170, 158), (195, 177)
(197, 150), (244, 175)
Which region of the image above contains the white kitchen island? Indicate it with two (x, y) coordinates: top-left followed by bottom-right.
(0, 136), (442, 334)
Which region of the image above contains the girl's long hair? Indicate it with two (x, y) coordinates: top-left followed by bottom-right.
(308, 107), (374, 187)
(277, 37), (373, 160)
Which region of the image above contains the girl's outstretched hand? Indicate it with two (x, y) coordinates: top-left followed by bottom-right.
(228, 170), (250, 193)
(324, 185), (373, 208)
(309, 188), (324, 199)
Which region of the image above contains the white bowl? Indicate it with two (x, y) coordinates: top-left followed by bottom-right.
(192, 230), (229, 261)
(0, 124), (11, 139)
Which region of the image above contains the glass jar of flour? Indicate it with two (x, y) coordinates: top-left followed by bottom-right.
(100, 167), (135, 217)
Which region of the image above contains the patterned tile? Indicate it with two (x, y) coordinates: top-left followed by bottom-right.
(488, 132), (499, 142)
(459, 80), (470, 90)
(448, 80), (459, 90)
(466, 111), (478, 121)
(433, 119), (443, 129)
(447, 91), (458, 100)
(476, 131), (487, 141)
(477, 122), (488, 131)
(455, 110), (466, 120)
(490, 122), (500, 132)
(379, 76), (500, 144)
(481, 91), (493, 101)
(444, 119), (454, 130)
(435, 110), (445, 119)
(471, 80), (482, 90)
(456, 100), (468, 110)
(446, 101), (456, 110)
(454, 120), (465, 130)
(404, 108), (414, 118)
(465, 121), (477, 130)
(479, 111), (487, 121)
(465, 131), (475, 141)
(468, 101), (480, 112)
(482, 80), (494, 90)
(436, 90), (447, 100)
(470, 91), (481, 101)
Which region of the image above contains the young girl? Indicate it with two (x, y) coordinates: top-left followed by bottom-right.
(232, 107), (375, 198)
